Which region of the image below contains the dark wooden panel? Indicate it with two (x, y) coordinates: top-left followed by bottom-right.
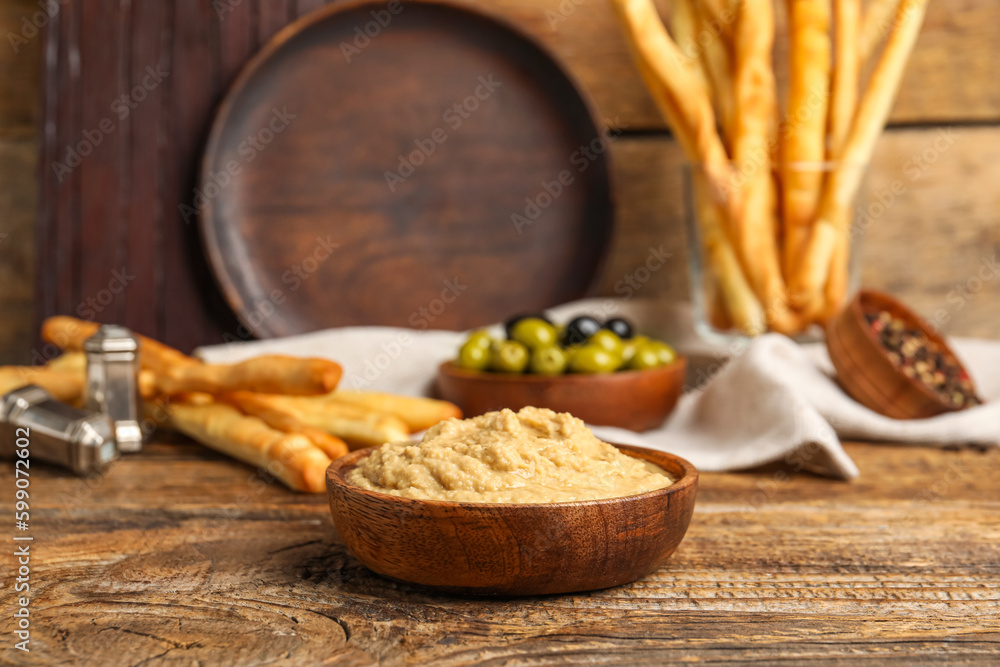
(77, 0), (126, 322)
(162, 0), (238, 352)
(295, 0), (329, 16)
(218, 0), (254, 87)
(122, 0), (169, 338)
(258, 0), (295, 44)
(40, 0), (81, 324)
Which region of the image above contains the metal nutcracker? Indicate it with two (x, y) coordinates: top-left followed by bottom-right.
(84, 325), (143, 452)
(0, 385), (117, 475)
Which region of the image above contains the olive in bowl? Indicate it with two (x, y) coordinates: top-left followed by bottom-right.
(454, 315), (677, 377)
(439, 314), (686, 431)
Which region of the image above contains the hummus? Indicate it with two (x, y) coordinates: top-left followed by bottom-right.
(348, 406), (673, 503)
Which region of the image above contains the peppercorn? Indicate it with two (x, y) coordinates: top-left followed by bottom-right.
(864, 310), (981, 410)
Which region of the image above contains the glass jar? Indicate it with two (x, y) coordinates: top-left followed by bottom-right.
(684, 162), (869, 345)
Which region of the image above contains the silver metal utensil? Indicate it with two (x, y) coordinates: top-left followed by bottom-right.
(0, 385), (117, 475)
(84, 325), (143, 452)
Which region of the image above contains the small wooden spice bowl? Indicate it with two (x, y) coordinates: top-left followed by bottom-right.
(326, 445), (698, 596)
(826, 289), (979, 419)
(435, 358), (687, 432)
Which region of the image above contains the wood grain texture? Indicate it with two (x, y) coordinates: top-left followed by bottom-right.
(201, 0), (613, 335)
(0, 138), (37, 364)
(326, 444), (698, 595)
(0, 0), (41, 137)
(436, 359), (686, 431)
(24, 0), (1000, 357)
(0, 436), (997, 665)
(0, 0), (41, 363)
(601, 127), (1000, 339)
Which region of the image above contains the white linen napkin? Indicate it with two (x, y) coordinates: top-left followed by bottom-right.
(196, 299), (1000, 480)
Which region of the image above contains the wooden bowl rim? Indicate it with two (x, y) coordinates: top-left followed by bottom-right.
(437, 356), (687, 384)
(844, 289), (978, 409)
(327, 443), (698, 510)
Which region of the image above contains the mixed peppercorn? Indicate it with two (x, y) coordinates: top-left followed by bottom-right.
(866, 310), (981, 409)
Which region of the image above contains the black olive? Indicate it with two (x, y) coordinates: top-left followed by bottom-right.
(603, 317), (635, 340)
(504, 313), (552, 339)
(562, 315), (602, 346)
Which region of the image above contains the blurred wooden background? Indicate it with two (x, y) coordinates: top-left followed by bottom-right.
(0, 0), (998, 362)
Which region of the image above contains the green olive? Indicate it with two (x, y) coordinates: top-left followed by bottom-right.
(456, 340), (491, 371)
(626, 341), (663, 371)
(465, 330), (495, 349)
(491, 340), (529, 373)
(529, 345), (568, 375)
(620, 338), (639, 366)
(509, 317), (558, 349)
(568, 345), (622, 374)
(588, 329), (624, 356)
(648, 340), (677, 365)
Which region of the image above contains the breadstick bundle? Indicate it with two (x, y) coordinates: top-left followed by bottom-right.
(0, 315), (461, 493)
(610, 0), (928, 334)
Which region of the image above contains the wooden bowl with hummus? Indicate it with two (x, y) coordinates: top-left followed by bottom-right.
(326, 407), (698, 596)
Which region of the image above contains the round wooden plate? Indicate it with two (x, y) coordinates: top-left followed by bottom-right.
(200, 0), (614, 338)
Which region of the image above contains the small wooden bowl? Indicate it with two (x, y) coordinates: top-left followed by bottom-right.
(826, 289), (979, 419)
(326, 445), (698, 596)
(435, 358), (687, 432)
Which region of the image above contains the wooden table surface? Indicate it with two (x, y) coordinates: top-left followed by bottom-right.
(3, 436), (998, 666)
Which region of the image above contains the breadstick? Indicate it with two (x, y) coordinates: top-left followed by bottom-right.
(611, 0), (765, 332)
(154, 355), (342, 397)
(166, 401), (332, 493)
(0, 366), (84, 403)
(326, 391), (462, 432)
(706, 273), (734, 331)
(41, 315), (197, 374)
(46, 352), (86, 372)
(859, 0), (900, 64)
(693, 174), (767, 335)
(732, 0), (799, 334)
(670, 0), (711, 94)
(27, 356), (151, 411)
(221, 391), (349, 460)
(609, 0), (734, 202)
(698, 0), (739, 43)
(40, 316), (100, 352)
(231, 393), (410, 449)
(42, 316), (341, 395)
(790, 0), (928, 311)
(820, 208), (853, 322)
(693, 0), (737, 148)
(829, 0), (861, 157)
(815, 0), (862, 322)
(782, 0), (832, 279)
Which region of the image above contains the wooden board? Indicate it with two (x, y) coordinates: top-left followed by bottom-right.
(1, 436), (997, 664)
(29, 0), (1000, 355)
(0, 0), (41, 137)
(599, 126), (1000, 338)
(200, 0), (613, 336)
(0, 0), (41, 364)
(487, 0), (1000, 130)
